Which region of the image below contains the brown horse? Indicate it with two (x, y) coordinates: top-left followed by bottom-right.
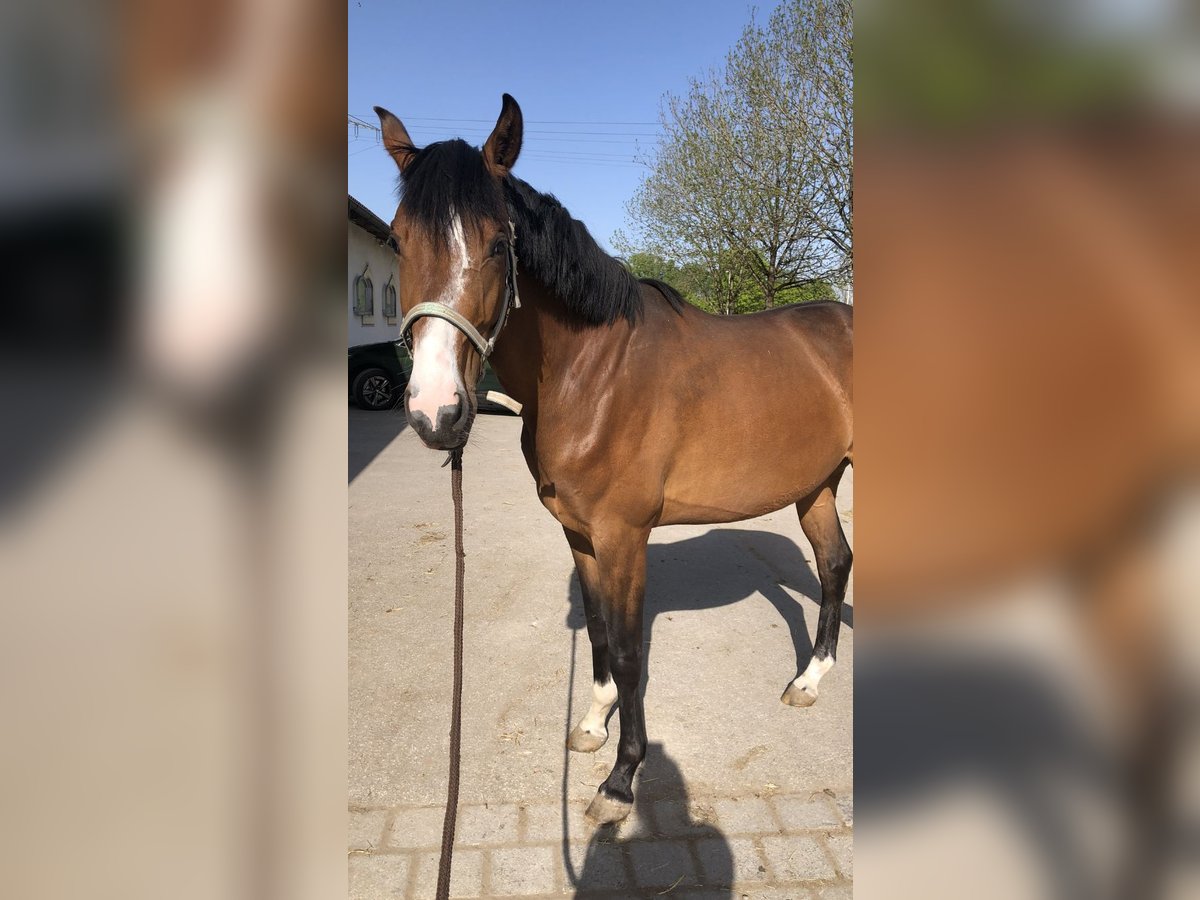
(374, 94), (853, 824)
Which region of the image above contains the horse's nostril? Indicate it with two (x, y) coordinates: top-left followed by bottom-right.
(406, 406), (434, 436)
(451, 392), (470, 430)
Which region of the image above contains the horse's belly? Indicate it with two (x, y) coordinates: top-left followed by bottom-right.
(656, 384), (850, 525)
(658, 445), (846, 526)
(659, 492), (807, 526)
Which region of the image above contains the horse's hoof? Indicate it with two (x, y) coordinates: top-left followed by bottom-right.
(585, 791), (633, 826)
(782, 682), (818, 707)
(566, 725), (608, 753)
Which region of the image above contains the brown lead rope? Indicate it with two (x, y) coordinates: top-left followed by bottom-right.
(436, 448), (466, 900)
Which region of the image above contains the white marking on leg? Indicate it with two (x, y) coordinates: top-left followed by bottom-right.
(407, 213), (471, 421)
(792, 655), (834, 695)
(577, 676), (617, 738)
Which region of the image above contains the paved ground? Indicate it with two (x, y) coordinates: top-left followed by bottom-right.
(349, 409), (853, 898)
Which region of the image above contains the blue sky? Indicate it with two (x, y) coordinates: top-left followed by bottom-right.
(348, 1), (777, 252)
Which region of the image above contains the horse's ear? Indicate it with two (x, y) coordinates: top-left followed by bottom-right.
(483, 94), (523, 177)
(374, 106), (418, 174)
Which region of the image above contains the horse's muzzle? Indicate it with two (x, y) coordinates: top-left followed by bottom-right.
(406, 388), (470, 450)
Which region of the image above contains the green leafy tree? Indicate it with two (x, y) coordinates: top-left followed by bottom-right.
(781, 280), (837, 304)
(623, 251), (683, 286)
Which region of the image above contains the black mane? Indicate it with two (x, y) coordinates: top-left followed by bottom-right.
(503, 178), (684, 324)
(398, 138), (683, 325)
(398, 139), (506, 247)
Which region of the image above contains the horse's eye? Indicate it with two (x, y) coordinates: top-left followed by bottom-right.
(490, 239), (507, 258)
(386, 235), (400, 254)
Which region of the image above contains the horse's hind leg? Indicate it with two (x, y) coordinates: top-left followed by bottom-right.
(564, 528), (616, 753)
(783, 470), (852, 708)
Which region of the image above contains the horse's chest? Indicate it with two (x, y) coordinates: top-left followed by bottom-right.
(528, 456), (583, 527)
(519, 422), (597, 532)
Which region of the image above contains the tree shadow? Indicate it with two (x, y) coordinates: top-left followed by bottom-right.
(348, 406), (408, 483)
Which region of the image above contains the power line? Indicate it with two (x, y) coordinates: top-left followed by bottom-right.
(398, 122), (652, 135)
(354, 114), (661, 127)
(400, 126), (660, 137)
(520, 156), (645, 169)
(521, 147), (642, 160)
(519, 149), (640, 159)
(401, 130), (651, 146)
(347, 112), (655, 167)
(353, 114), (660, 145)
(346, 143), (645, 168)
(359, 122), (653, 146)
(348, 115), (381, 149)
(346, 135), (640, 158)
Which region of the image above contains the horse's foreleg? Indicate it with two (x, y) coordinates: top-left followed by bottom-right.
(784, 476), (852, 708)
(564, 528), (616, 753)
(585, 528), (649, 826)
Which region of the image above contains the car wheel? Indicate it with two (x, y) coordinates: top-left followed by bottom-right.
(352, 367), (397, 411)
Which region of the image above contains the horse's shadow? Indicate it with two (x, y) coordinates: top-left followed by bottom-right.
(567, 741), (734, 897)
(564, 527), (852, 687)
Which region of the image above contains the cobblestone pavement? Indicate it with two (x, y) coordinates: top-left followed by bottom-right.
(350, 411), (853, 898)
(350, 788), (852, 898)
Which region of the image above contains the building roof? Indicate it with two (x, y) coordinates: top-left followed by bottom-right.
(348, 195), (391, 243)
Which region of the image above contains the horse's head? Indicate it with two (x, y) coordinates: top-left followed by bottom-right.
(373, 95), (524, 451)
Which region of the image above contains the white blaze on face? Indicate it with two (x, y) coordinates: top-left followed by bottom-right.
(407, 213), (470, 423)
(141, 123), (275, 399)
(576, 676), (618, 739)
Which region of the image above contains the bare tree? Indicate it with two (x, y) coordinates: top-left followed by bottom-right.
(624, 0), (852, 309)
(763, 0), (852, 278)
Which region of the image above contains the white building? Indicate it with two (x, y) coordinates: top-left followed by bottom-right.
(348, 196), (399, 347)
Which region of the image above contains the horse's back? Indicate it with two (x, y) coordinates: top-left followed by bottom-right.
(689, 300), (853, 399)
(697, 298), (850, 342)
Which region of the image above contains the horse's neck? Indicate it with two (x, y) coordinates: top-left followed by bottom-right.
(488, 276), (634, 423)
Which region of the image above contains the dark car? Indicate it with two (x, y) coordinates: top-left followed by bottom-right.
(348, 341), (518, 414)
(348, 341), (408, 411)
